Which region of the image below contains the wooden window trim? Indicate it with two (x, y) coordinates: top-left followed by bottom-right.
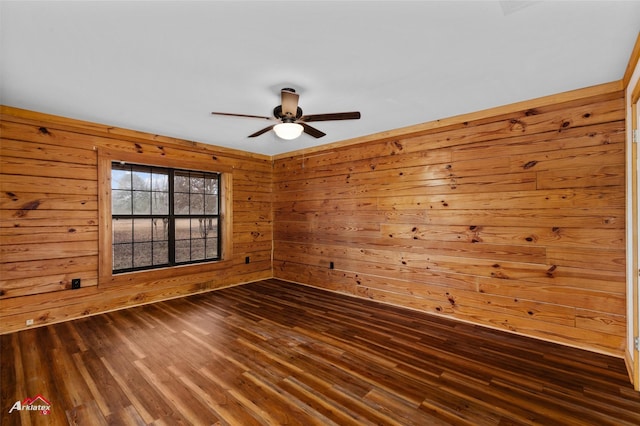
(98, 148), (233, 288)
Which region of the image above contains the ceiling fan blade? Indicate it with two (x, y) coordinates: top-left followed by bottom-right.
(301, 111), (361, 122)
(281, 89), (299, 118)
(212, 111), (272, 120)
(248, 125), (275, 138)
(300, 123), (326, 138)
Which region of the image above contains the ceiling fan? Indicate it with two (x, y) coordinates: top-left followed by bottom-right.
(211, 88), (361, 140)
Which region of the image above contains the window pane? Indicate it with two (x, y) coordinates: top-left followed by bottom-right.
(152, 218), (169, 240)
(112, 169), (132, 190)
(204, 177), (217, 194)
(133, 191), (151, 215)
(133, 219), (152, 242)
(191, 239), (205, 261)
(153, 241), (168, 265)
(174, 174), (189, 192)
(152, 172), (168, 191)
(190, 194), (204, 215)
(193, 218), (215, 239)
(132, 170), (151, 190)
(206, 223), (218, 239)
(205, 194), (218, 214)
(133, 242), (152, 268)
(175, 218), (190, 241)
(113, 243), (132, 270)
(190, 174), (204, 193)
(205, 236), (218, 258)
(175, 239), (190, 263)
(112, 218), (132, 244)
(112, 190), (132, 215)
(152, 192), (168, 215)
(174, 193), (190, 215)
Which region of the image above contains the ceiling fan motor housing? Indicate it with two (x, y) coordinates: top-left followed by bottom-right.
(273, 105), (303, 122)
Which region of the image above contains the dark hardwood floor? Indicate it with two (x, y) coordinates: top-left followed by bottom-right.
(2, 279), (639, 425)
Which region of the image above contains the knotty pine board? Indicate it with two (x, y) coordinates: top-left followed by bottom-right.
(273, 87), (628, 356)
(0, 106), (273, 330)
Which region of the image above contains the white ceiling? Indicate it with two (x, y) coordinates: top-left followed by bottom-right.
(1, 1), (639, 156)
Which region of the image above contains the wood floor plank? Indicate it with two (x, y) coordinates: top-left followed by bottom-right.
(2, 278), (640, 425)
(134, 359), (220, 425)
(65, 400), (109, 426)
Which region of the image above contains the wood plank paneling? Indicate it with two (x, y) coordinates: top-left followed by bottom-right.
(0, 82), (629, 359)
(0, 106), (273, 334)
(273, 86), (628, 356)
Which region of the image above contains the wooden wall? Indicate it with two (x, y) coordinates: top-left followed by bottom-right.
(0, 106), (272, 334)
(0, 81), (629, 358)
(272, 83), (627, 357)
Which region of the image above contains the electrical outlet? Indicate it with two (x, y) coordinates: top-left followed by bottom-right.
(26, 319), (34, 326)
(71, 278), (81, 289)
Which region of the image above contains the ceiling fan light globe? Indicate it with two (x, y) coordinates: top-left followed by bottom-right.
(273, 122), (303, 140)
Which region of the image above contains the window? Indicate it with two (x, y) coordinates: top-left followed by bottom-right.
(111, 163), (221, 274)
